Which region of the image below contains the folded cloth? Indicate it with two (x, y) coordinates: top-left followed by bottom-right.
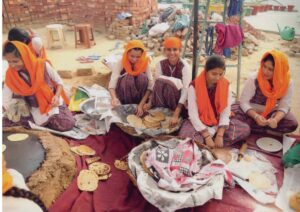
(145, 138), (233, 192)
(215, 23), (244, 54)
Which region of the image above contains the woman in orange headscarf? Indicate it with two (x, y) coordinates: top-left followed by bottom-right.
(8, 27), (47, 59)
(179, 55), (250, 148)
(108, 40), (153, 116)
(2, 156), (46, 211)
(233, 50), (298, 134)
(3, 41), (75, 131)
(143, 37), (192, 127)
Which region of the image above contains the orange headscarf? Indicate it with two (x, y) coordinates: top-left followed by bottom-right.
(5, 41), (69, 114)
(163, 37), (182, 49)
(122, 40), (149, 76)
(195, 71), (229, 126)
(257, 50), (290, 117)
(2, 157), (13, 194)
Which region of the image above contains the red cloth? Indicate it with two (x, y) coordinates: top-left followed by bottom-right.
(215, 23), (244, 54)
(49, 127), (283, 212)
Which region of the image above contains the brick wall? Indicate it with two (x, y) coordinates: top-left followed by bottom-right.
(3, 0), (158, 32)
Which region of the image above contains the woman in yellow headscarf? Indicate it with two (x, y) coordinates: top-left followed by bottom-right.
(108, 40), (153, 116)
(233, 50), (298, 134)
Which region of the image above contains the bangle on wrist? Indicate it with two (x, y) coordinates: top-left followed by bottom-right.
(254, 114), (259, 121)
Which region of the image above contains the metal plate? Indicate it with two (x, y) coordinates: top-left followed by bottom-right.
(3, 132), (45, 180)
(256, 137), (283, 153)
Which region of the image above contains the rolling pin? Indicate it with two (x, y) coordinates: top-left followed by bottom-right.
(237, 142), (248, 162)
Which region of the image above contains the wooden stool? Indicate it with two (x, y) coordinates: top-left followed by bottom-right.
(46, 24), (66, 49)
(74, 24), (96, 48)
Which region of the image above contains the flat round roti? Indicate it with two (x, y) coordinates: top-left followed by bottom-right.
(7, 133), (29, 142)
(248, 172), (272, 190)
(143, 119), (161, 129)
(71, 145), (96, 156)
(77, 170), (99, 191)
(149, 111), (165, 121)
(127, 115), (145, 129)
(89, 162), (111, 176)
(144, 115), (160, 124)
(2, 144), (7, 152)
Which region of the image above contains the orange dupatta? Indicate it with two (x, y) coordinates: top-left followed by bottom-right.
(2, 158), (13, 194)
(122, 40), (149, 76)
(257, 50), (290, 117)
(195, 71), (229, 126)
(5, 41), (69, 114)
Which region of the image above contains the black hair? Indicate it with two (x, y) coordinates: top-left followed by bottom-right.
(262, 54), (275, 67)
(205, 55), (225, 72)
(4, 186), (47, 212)
(129, 47), (144, 53)
(3, 42), (21, 58)
(8, 27), (31, 45)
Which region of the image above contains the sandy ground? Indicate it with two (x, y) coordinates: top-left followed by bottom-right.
(2, 24), (300, 131)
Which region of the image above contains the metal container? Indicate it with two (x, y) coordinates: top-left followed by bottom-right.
(80, 97), (112, 120)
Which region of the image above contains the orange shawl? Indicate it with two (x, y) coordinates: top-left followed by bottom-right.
(257, 50), (290, 117)
(122, 40), (149, 76)
(2, 158), (13, 194)
(5, 41), (69, 114)
(195, 71), (229, 126)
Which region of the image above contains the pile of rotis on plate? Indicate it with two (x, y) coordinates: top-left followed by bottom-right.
(126, 111), (171, 130)
(70, 145), (111, 192)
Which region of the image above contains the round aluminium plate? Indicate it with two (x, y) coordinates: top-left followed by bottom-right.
(256, 137), (283, 152)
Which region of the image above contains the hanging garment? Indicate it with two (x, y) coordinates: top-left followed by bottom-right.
(214, 23), (244, 54)
(227, 0), (242, 17)
(205, 26), (214, 56)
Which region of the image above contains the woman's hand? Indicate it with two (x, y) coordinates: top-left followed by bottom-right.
(136, 104), (144, 117)
(51, 95), (60, 108)
(255, 115), (268, 126)
(143, 102), (151, 111)
(111, 98), (120, 107)
(267, 118), (278, 129)
(214, 135), (224, 148)
(169, 115), (179, 127)
(204, 136), (215, 148)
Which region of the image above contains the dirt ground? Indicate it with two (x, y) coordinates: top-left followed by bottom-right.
(2, 26), (300, 131)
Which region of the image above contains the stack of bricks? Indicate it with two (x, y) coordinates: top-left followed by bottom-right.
(3, 0), (157, 32)
(3, 0), (74, 31)
(107, 19), (139, 40)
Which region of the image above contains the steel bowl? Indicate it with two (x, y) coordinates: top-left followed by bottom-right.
(80, 97), (112, 120)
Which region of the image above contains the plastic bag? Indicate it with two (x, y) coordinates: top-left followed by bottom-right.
(283, 144), (300, 168)
(172, 14), (189, 32)
(149, 23), (170, 37)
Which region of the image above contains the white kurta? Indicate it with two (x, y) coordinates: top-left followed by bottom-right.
(155, 58), (192, 105)
(239, 74), (293, 114)
(3, 62), (64, 125)
(188, 85), (233, 136)
(108, 59), (154, 90)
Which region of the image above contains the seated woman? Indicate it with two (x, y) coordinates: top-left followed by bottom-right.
(3, 41), (75, 132)
(3, 157), (46, 212)
(8, 27), (47, 59)
(179, 55), (250, 148)
(108, 40), (153, 116)
(232, 50), (298, 134)
(144, 37), (192, 126)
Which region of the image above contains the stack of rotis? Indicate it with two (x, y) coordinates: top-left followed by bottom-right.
(126, 111), (169, 130)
